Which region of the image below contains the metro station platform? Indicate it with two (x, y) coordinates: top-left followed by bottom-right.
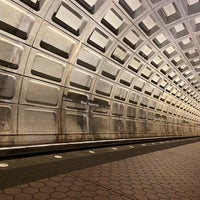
(0, 138), (200, 200)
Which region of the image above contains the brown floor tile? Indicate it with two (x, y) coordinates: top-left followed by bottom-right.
(14, 193), (32, 200)
(33, 192), (50, 200)
(22, 187), (39, 194)
(1, 141), (200, 200)
(50, 191), (67, 199)
(67, 191), (82, 199)
(29, 182), (45, 188)
(39, 186), (55, 193)
(4, 187), (21, 195)
(0, 194), (13, 200)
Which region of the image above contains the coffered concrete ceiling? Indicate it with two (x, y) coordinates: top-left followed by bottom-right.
(0, 0), (200, 147)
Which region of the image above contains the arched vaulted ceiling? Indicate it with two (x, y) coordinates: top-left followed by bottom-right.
(1, 0), (200, 147)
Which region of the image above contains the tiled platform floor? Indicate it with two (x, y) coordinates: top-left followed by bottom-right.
(0, 139), (200, 200)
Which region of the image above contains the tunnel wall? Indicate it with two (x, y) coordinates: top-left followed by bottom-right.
(1, 0), (200, 147)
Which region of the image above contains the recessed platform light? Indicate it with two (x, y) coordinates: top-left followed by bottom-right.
(54, 155), (63, 159)
(89, 150), (95, 154)
(0, 163), (9, 168)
